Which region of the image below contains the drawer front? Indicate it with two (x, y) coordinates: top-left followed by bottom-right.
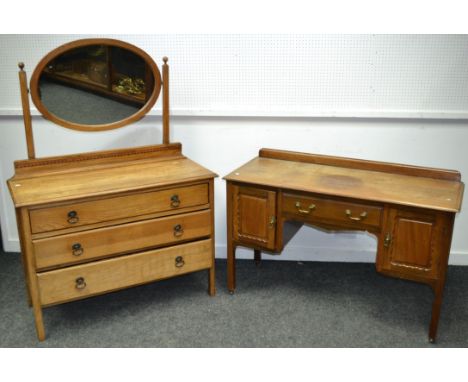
(29, 183), (209, 234)
(33, 210), (211, 270)
(37, 239), (213, 306)
(282, 193), (382, 230)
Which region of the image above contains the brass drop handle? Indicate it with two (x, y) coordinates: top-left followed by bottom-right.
(269, 216), (276, 228)
(67, 210), (79, 224)
(295, 201), (316, 214)
(175, 256), (185, 268)
(75, 277), (86, 290)
(170, 194), (180, 208)
(71, 243), (84, 256)
(173, 224), (184, 237)
(384, 233), (392, 248)
(345, 209), (368, 221)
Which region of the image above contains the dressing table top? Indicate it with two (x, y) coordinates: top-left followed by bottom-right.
(9, 144), (217, 207)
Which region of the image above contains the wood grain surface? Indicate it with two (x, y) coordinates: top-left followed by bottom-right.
(282, 192), (383, 230)
(225, 157), (463, 212)
(33, 209), (211, 270)
(37, 239), (213, 306)
(29, 183), (209, 234)
(9, 157), (217, 207)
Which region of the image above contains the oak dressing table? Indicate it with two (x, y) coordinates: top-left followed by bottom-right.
(8, 38), (217, 341)
(224, 148), (463, 342)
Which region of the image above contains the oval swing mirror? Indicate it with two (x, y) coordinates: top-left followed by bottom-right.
(30, 38), (161, 131)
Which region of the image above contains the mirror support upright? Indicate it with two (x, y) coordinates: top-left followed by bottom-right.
(162, 57), (170, 144)
(18, 62), (35, 159)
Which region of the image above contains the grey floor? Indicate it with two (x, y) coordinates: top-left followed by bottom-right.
(1, 249), (467, 347)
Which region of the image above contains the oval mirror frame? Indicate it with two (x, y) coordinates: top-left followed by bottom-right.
(30, 38), (162, 132)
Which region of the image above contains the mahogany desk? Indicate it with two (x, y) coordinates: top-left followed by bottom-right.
(224, 148), (464, 342)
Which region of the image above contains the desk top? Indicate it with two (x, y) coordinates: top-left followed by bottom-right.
(224, 149), (464, 213)
(8, 144), (217, 207)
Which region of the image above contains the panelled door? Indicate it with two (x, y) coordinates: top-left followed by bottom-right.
(378, 207), (443, 280)
(232, 185), (277, 250)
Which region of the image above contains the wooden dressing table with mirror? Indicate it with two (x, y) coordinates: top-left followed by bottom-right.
(8, 38), (217, 341)
(225, 148), (464, 342)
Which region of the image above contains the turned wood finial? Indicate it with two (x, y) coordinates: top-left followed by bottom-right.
(163, 56), (168, 64)
(18, 62), (25, 71)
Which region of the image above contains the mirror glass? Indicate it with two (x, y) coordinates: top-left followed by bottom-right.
(31, 40), (161, 130)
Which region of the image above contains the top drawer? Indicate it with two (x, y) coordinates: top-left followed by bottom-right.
(282, 192), (382, 231)
(29, 183), (209, 234)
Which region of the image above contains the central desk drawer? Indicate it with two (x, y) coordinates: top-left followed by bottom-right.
(282, 193), (382, 230)
(37, 239), (213, 306)
(29, 183), (209, 234)
(33, 210), (211, 270)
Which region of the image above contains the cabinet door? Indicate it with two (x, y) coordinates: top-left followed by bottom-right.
(378, 207), (442, 280)
(232, 186), (276, 250)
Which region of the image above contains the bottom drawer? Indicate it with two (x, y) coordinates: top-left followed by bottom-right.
(37, 239), (213, 306)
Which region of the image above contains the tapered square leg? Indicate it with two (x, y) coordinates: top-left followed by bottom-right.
(33, 304), (46, 341)
(254, 249), (262, 266)
(428, 282), (445, 343)
(208, 266), (216, 296)
(227, 243), (236, 294)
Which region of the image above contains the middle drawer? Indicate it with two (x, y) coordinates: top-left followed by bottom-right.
(33, 209), (211, 270)
(282, 192), (382, 230)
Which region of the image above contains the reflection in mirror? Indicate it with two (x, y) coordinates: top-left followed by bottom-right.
(38, 44), (155, 126)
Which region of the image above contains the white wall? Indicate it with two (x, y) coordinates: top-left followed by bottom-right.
(2, 34), (468, 119)
(1, 115), (468, 264)
(1, 34), (467, 264)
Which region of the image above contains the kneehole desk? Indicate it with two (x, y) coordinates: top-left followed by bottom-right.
(224, 148), (464, 343)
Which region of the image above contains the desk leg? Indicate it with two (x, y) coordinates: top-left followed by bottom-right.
(226, 182), (236, 294)
(227, 243), (236, 294)
(428, 214), (453, 343)
(208, 178), (216, 297)
(428, 281), (445, 343)
(254, 249), (262, 266)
